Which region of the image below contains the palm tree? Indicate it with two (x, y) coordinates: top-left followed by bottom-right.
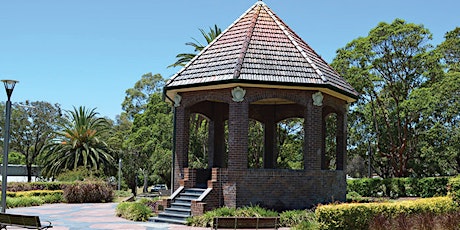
(168, 24), (222, 68)
(42, 106), (114, 177)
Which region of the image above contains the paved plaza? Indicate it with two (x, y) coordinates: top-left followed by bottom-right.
(7, 203), (208, 230)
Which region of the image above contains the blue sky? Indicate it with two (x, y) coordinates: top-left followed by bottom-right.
(1, 0), (459, 120)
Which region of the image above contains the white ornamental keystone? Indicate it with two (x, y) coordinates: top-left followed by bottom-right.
(312, 92), (323, 106)
(174, 94), (182, 107)
(232, 87), (246, 102)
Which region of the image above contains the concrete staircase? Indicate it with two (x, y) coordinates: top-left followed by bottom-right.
(152, 188), (206, 224)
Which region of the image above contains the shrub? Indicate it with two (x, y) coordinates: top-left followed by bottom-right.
(7, 196), (44, 208)
(116, 201), (152, 221)
(187, 205), (277, 227)
(56, 166), (104, 182)
(13, 190), (63, 197)
(346, 191), (372, 203)
(280, 209), (318, 229)
(347, 178), (383, 197)
(316, 197), (458, 230)
(137, 198), (158, 213)
(41, 193), (64, 204)
(187, 206), (236, 227)
(347, 177), (450, 198)
(7, 182), (67, 192)
(63, 180), (113, 203)
(417, 177), (449, 198)
(448, 175), (460, 205)
(114, 190), (133, 198)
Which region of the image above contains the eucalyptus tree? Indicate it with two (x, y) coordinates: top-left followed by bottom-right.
(437, 27), (460, 72)
(41, 106), (114, 178)
(332, 19), (435, 177)
(168, 24), (222, 68)
(122, 72), (164, 121)
(0, 101), (62, 182)
(126, 93), (172, 193)
(120, 73), (171, 194)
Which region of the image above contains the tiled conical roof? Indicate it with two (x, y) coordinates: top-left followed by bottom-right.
(165, 1), (358, 101)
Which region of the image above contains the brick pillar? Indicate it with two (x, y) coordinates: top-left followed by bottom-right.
(336, 112), (346, 171)
(174, 107), (190, 190)
(305, 95), (322, 170)
(213, 118), (226, 168)
(228, 101), (249, 169)
(208, 120), (215, 168)
(264, 119), (276, 169)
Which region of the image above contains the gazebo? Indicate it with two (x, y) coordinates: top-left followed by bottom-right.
(159, 0), (358, 222)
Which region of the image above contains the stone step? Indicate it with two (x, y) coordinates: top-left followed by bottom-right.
(152, 216), (187, 225)
(164, 207), (191, 216)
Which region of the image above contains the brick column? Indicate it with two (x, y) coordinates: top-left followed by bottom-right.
(228, 100), (249, 169)
(305, 94), (322, 170)
(174, 107), (190, 190)
(336, 112), (346, 171)
(263, 119), (276, 169)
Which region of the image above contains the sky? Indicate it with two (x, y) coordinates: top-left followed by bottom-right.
(1, 0), (459, 120)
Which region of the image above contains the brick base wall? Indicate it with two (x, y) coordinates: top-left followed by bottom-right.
(229, 169), (346, 210)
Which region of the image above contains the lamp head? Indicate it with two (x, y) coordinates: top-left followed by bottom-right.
(1, 80), (19, 101)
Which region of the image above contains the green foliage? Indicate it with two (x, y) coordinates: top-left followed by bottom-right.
(280, 209), (318, 229)
(42, 106), (115, 178)
(2, 190), (64, 208)
(331, 19), (460, 178)
(277, 118), (304, 170)
(62, 180), (113, 203)
(436, 27), (460, 72)
(248, 119), (264, 169)
(41, 193), (64, 204)
(8, 101), (62, 182)
(448, 175), (460, 204)
(347, 178), (383, 197)
(56, 166), (102, 181)
(10, 190), (63, 197)
(346, 191), (372, 203)
(187, 205), (278, 227)
(169, 25), (222, 68)
(123, 77), (172, 194)
(316, 197), (458, 230)
(116, 201), (153, 221)
(8, 151), (26, 164)
(7, 196), (44, 208)
(114, 190), (133, 198)
(347, 177), (449, 198)
(188, 114), (209, 169)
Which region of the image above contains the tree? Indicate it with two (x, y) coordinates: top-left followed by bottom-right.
(332, 19), (435, 177)
(168, 25), (222, 68)
(41, 106), (114, 177)
(121, 73), (171, 194)
(0, 101), (62, 182)
(126, 92), (172, 193)
(437, 27), (460, 72)
(121, 73), (164, 120)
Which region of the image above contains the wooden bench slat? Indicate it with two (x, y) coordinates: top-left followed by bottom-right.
(0, 213), (52, 229)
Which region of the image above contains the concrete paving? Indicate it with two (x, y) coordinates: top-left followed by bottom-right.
(7, 203), (211, 230)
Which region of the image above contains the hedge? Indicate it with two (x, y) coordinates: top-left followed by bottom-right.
(347, 177), (449, 198)
(63, 180), (113, 203)
(315, 197), (458, 230)
(448, 175), (460, 204)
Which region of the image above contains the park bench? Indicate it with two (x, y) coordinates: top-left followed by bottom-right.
(0, 213), (52, 229)
(213, 217), (279, 229)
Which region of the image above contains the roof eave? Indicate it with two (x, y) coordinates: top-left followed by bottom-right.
(164, 79), (358, 103)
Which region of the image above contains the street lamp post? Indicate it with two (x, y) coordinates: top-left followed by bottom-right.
(1, 79), (18, 213)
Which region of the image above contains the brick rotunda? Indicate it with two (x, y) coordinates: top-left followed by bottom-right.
(161, 0), (358, 217)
